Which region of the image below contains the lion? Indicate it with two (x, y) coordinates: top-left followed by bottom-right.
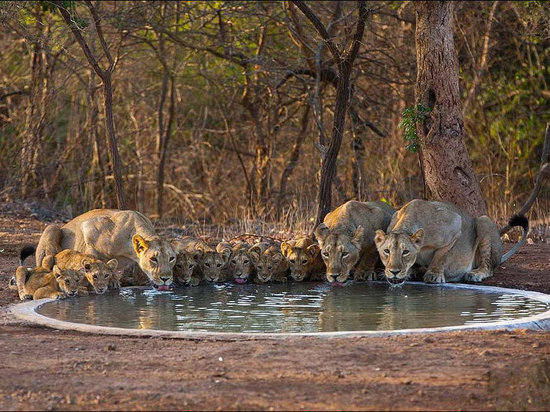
(53, 249), (118, 294)
(34, 209), (176, 290)
(249, 242), (289, 284)
(15, 263), (85, 300)
(374, 199), (529, 285)
(218, 241), (254, 284)
(171, 237), (202, 286)
(281, 236), (325, 282)
(315, 200), (395, 284)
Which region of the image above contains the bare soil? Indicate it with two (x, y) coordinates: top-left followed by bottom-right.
(0, 208), (549, 411)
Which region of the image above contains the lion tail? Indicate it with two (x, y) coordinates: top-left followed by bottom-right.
(19, 245), (36, 266)
(500, 214), (529, 264)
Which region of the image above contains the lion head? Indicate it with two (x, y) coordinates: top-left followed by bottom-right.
(228, 242), (254, 284)
(81, 258), (118, 294)
(374, 229), (424, 284)
(200, 250), (227, 283)
(281, 237), (321, 282)
(315, 224), (364, 284)
(132, 235), (176, 289)
(53, 265), (84, 297)
(250, 243), (288, 283)
(172, 242), (200, 286)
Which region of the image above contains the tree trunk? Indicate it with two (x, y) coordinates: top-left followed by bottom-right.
(156, 75), (175, 218)
(414, 1), (487, 216)
(315, 61), (352, 226)
(102, 73), (126, 209)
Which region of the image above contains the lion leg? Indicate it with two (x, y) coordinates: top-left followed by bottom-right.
(35, 224), (63, 268)
(353, 249), (379, 281)
(465, 217), (501, 282)
(424, 235), (460, 284)
(15, 266), (32, 300)
(77, 286), (89, 296)
(33, 285), (64, 300)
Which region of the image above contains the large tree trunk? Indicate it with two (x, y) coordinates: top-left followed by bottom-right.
(415, 1), (487, 216)
(315, 61), (352, 226)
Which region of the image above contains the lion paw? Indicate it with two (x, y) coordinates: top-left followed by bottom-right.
(423, 271), (445, 284)
(464, 271), (490, 283)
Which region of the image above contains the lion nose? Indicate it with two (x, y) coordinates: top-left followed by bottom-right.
(328, 274), (338, 282)
(389, 269), (401, 276)
(160, 276), (170, 283)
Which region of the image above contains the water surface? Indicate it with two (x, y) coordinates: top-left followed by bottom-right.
(36, 282), (549, 333)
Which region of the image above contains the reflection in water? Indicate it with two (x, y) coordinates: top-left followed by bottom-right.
(36, 283), (549, 333)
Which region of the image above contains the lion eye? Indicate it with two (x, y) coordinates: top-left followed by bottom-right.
(93, 274), (98, 280)
(243, 260), (249, 264)
(403, 250), (410, 256)
(231, 259), (237, 264)
(216, 263), (222, 267)
(176, 264), (183, 269)
(383, 249), (390, 255)
(205, 263), (210, 267)
(302, 259), (308, 265)
(267, 266), (272, 270)
(104, 274), (109, 278)
(322, 252), (329, 258)
(257, 265), (262, 269)
(289, 259), (295, 264)
(150, 257), (158, 264)
(342, 252), (349, 257)
(169, 256), (176, 262)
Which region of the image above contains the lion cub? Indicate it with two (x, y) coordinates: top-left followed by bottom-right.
(281, 237), (325, 282)
(53, 249), (119, 294)
(315, 200), (395, 284)
(171, 237), (202, 286)
(15, 264), (85, 300)
(374, 199), (529, 284)
(218, 241), (254, 284)
(249, 242), (289, 284)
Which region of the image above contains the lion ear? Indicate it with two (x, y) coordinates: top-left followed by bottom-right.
(53, 265), (62, 278)
(307, 244), (320, 259)
(272, 252), (283, 264)
(352, 225), (364, 246)
(106, 259), (118, 270)
(132, 235), (149, 255)
(410, 229), (424, 247)
(281, 242), (292, 258)
(82, 259), (92, 272)
(314, 223), (330, 245)
(248, 245), (262, 262)
(374, 229), (387, 247)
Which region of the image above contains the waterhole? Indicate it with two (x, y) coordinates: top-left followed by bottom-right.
(35, 282), (549, 333)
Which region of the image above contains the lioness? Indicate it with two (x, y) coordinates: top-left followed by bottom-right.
(34, 209), (176, 290)
(15, 264), (85, 300)
(374, 199), (529, 284)
(249, 242), (289, 284)
(53, 249), (118, 294)
(281, 237), (325, 282)
(315, 200), (395, 284)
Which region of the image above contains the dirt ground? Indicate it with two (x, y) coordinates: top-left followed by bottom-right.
(0, 207), (549, 411)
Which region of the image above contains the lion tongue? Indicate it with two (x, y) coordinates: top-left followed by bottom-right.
(234, 278), (246, 285)
(157, 285), (170, 291)
(331, 282), (344, 287)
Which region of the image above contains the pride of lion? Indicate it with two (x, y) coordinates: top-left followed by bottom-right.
(10, 199), (528, 300)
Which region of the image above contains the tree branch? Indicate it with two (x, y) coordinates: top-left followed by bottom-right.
(291, 0), (342, 62)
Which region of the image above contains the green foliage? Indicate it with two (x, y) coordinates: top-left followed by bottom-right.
(399, 104), (431, 153)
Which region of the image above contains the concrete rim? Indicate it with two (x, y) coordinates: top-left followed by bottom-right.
(9, 282), (550, 340)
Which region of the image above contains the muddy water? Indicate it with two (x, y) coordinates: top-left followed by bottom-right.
(36, 282), (549, 333)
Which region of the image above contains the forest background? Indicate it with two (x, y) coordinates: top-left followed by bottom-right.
(0, 1), (548, 236)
